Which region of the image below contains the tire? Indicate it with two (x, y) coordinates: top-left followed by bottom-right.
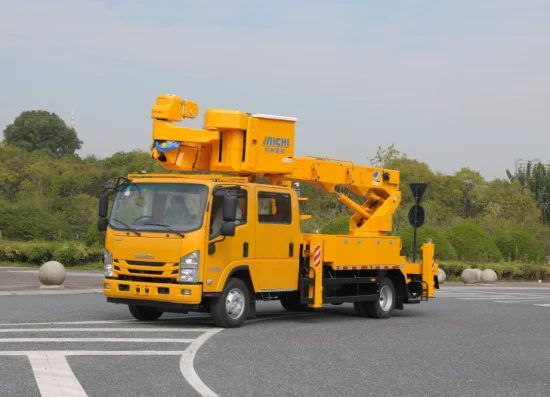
(128, 304), (163, 321)
(364, 277), (396, 319)
(280, 292), (312, 312)
(354, 301), (368, 317)
(211, 278), (250, 328)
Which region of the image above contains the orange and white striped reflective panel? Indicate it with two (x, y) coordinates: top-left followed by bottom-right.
(314, 246), (321, 267)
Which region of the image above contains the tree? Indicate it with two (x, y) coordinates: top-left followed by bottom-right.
(3, 110), (82, 156)
(369, 144), (407, 168)
(507, 161), (550, 224)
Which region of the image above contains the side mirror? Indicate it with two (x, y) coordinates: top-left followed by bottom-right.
(103, 177), (115, 189)
(98, 217), (108, 231)
(220, 222), (236, 237)
(223, 196), (238, 222)
(99, 194), (109, 218)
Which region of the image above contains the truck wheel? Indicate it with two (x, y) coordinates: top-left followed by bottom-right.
(211, 278), (250, 328)
(353, 302), (368, 317)
(128, 304), (163, 321)
(365, 277), (396, 319)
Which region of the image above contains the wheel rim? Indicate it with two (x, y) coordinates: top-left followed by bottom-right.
(379, 285), (393, 312)
(225, 288), (245, 319)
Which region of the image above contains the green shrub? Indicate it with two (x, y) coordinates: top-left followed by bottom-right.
(321, 216), (350, 235)
(444, 222), (503, 263)
(86, 246), (104, 263)
(85, 218), (105, 247)
(438, 262), (469, 279)
(0, 240), (102, 266)
(26, 242), (54, 264)
(438, 261), (550, 281)
(53, 243), (89, 266)
(493, 229), (546, 263)
(0, 242), (25, 262)
(395, 226), (457, 261)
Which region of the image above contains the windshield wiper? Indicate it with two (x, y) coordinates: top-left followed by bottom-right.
(111, 218), (141, 236)
(141, 223), (185, 238)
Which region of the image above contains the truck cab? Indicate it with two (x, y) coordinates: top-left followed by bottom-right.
(100, 175), (302, 327)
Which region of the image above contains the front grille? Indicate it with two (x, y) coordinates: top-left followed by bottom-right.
(126, 261), (166, 267)
(117, 275), (179, 283)
(114, 258), (179, 281)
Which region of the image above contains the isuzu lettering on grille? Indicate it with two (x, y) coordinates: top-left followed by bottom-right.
(135, 253), (155, 259)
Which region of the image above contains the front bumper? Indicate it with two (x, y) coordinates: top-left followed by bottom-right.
(103, 278), (202, 305)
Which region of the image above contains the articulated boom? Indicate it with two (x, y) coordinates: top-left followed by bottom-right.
(149, 94), (401, 236)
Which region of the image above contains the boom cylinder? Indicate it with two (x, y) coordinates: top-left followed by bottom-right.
(335, 192), (372, 220)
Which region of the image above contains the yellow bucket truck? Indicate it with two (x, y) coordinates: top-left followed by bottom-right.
(98, 94), (439, 328)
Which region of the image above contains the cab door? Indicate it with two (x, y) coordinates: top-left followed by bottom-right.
(253, 187), (300, 291)
(202, 186), (254, 293)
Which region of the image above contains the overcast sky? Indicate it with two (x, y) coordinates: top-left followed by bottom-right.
(1, 0), (549, 181)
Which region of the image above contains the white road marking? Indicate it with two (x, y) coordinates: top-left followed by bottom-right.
(0, 318), (208, 327)
(12, 290), (97, 296)
(177, 313), (324, 397)
(437, 287), (550, 308)
(0, 337), (194, 343)
(0, 350), (187, 356)
(28, 353), (88, 397)
(180, 328), (224, 397)
(457, 297), (545, 300)
(493, 300), (550, 303)
(3, 269), (103, 277)
(0, 327), (212, 333)
(440, 287), (549, 291)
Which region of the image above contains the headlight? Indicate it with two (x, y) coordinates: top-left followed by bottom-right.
(179, 250), (199, 283)
(104, 249), (113, 277)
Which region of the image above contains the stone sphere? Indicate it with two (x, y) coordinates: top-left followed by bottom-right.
(38, 261), (66, 286)
(472, 269), (482, 283)
(437, 268), (446, 284)
(481, 269), (498, 284)
(460, 268), (478, 284)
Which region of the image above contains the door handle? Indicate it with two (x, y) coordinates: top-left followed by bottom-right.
(289, 242), (294, 257)
(243, 242), (249, 258)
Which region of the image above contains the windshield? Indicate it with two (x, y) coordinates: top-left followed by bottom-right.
(109, 182), (209, 233)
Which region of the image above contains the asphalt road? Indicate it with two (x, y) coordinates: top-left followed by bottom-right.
(0, 285), (549, 397)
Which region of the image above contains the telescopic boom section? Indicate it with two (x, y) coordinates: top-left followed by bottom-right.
(149, 94), (401, 237)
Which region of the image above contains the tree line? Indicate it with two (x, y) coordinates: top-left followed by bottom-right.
(1, 110), (549, 266)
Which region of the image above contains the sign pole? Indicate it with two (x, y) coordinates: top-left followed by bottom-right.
(412, 189), (419, 262)
(408, 183), (427, 263)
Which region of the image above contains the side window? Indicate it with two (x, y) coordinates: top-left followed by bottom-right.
(258, 192), (292, 225)
(210, 189), (248, 237)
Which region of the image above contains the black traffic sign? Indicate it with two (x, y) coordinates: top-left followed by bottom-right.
(410, 183), (427, 202)
(408, 205), (425, 228)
